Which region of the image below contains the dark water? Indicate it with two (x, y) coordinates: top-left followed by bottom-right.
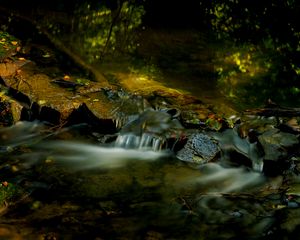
(0, 121), (296, 239)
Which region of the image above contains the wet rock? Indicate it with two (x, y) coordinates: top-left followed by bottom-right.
(0, 225), (24, 240)
(66, 103), (116, 133)
(278, 208), (300, 236)
(0, 93), (23, 126)
(0, 62), (120, 128)
(144, 230), (164, 240)
(211, 128), (264, 171)
(238, 115), (278, 138)
(283, 117), (300, 133)
(285, 173), (300, 201)
(109, 90), (153, 128)
(176, 133), (219, 164)
(0, 60), (30, 78)
(258, 128), (299, 161)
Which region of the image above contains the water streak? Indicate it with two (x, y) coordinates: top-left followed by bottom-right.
(114, 109), (183, 151)
(115, 133), (165, 151)
(33, 141), (169, 170)
(183, 163), (265, 193)
(0, 121), (48, 152)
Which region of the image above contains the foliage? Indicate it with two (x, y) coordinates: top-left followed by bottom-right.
(209, 0), (300, 44)
(129, 62), (161, 80)
(214, 40), (300, 108)
(209, 0), (300, 107)
(0, 182), (22, 206)
(0, 31), (20, 61)
(71, 1), (145, 62)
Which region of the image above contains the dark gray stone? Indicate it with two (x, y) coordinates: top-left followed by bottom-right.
(176, 133), (219, 164)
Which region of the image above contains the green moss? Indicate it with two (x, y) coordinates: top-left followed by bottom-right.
(0, 182), (22, 205)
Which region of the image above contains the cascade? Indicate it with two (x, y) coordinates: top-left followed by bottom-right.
(114, 109), (183, 151)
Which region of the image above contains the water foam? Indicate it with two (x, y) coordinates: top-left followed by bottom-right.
(183, 163), (265, 193)
(36, 141), (169, 170)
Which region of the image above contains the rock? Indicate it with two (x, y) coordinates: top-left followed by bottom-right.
(176, 133), (219, 164)
(210, 128), (264, 171)
(238, 115), (278, 137)
(258, 128), (299, 161)
(278, 208), (300, 236)
(0, 60), (30, 77)
(0, 62), (119, 128)
(0, 225), (24, 240)
(0, 92), (23, 126)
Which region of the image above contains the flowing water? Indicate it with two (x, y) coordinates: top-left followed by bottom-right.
(0, 119), (293, 239)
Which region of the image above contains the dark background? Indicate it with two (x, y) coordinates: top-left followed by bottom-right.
(0, 0), (209, 28)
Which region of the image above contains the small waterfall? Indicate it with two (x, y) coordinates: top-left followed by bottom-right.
(115, 133), (165, 151)
(114, 109), (183, 151)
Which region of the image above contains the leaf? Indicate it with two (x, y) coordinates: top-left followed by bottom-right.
(63, 75), (71, 80)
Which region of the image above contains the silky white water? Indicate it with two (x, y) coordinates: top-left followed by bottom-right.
(1, 121), (265, 194)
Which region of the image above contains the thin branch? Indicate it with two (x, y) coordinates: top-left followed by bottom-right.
(99, 1), (124, 61)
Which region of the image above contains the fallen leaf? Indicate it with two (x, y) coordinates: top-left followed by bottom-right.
(1, 181), (8, 187)
(63, 75), (70, 80)
(38, 100), (47, 105)
(42, 53), (51, 58)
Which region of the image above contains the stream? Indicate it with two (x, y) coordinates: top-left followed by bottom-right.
(0, 115), (299, 239)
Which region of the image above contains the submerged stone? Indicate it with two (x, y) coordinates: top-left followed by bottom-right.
(176, 133), (219, 164)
